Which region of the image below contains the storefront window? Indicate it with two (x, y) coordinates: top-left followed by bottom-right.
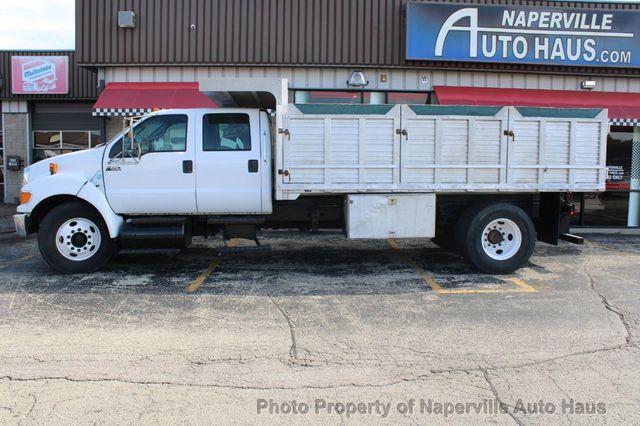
(32, 130), (99, 163)
(0, 130), (4, 198)
(294, 90), (432, 105)
(606, 127), (633, 191)
(362, 92), (386, 104)
(295, 91), (362, 104)
(387, 92), (430, 104)
(571, 126), (639, 227)
(571, 192), (631, 227)
(61, 131), (90, 150)
(90, 131), (102, 147)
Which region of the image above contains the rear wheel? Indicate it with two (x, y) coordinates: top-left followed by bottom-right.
(456, 203), (535, 274)
(38, 202), (114, 273)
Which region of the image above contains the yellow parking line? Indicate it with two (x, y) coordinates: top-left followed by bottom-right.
(387, 239), (444, 292)
(435, 286), (536, 295)
(185, 240), (239, 293)
(0, 254), (35, 270)
(504, 277), (538, 293)
(387, 239), (537, 294)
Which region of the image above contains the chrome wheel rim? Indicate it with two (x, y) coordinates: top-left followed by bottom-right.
(481, 218), (522, 261)
(55, 218), (101, 261)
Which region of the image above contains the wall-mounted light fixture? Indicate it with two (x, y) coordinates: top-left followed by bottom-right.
(581, 80), (596, 90)
(347, 70), (369, 88)
(118, 11), (136, 28)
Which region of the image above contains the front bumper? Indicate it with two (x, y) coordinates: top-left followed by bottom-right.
(13, 213), (31, 237)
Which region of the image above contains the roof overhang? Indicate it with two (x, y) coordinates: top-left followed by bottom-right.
(92, 82), (217, 117)
(434, 86), (640, 125)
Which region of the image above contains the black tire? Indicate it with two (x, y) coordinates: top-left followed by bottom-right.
(456, 203), (536, 274)
(453, 203), (485, 260)
(38, 201), (114, 273)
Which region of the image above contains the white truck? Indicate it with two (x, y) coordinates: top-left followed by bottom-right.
(13, 79), (607, 274)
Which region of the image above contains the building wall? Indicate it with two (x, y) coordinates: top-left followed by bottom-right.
(76, 0), (640, 79)
(105, 116), (124, 142)
(1, 51), (98, 203)
(104, 66), (640, 93)
(0, 51), (98, 100)
(2, 107), (28, 203)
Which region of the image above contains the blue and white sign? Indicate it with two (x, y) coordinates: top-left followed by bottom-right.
(406, 2), (640, 67)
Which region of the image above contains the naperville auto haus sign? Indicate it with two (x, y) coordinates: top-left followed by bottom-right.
(406, 2), (639, 67)
(11, 56), (69, 94)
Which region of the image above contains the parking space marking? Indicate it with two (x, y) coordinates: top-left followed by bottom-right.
(504, 277), (537, 293)
(0, 254), (35, 270)
(185, 240), (240, 293)
(387, 239), (537, 294)
(386, 239), (444, 291)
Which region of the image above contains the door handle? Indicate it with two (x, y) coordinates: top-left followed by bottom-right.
(503, 130), (515, 142)
(395, 129), (408, 140)
(183, 160), (193, 174)
(248, 159), (259, 173)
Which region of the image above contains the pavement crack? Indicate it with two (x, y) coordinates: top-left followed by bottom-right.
(18, 393), (37, 426)
(0, 375), (409, 390)
(267, 294), (298, 365)
(588, 273), (634, 347)
(480, 367), (523, 426)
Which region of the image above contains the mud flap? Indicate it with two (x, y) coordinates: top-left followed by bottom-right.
(537, 192), (561, 245)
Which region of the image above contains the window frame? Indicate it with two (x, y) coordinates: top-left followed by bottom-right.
(202, 113), (252, 152)
(32, 130), (98, 163)
(108, 114), (189, 159)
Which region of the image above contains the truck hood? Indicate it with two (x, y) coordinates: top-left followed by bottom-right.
(24, 146), (106, 186)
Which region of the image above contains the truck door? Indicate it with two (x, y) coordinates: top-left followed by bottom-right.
(102, 113), (197, 214)
(195, 110), (264, 214)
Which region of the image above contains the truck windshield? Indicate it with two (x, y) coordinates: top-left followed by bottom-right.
(109, 115), (188, 158)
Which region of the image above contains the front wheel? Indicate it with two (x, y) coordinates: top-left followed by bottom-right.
(456, 203), (536, 274)
(38, 202), (114, 273)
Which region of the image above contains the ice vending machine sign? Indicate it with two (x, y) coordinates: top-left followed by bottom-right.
(11, 56), (69, 94)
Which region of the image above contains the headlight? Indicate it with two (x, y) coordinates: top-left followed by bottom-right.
(21, 167), (31, 187)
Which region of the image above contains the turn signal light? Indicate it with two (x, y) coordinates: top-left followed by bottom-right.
(49, 163), (58, 175)
(19, 192), (32, 205)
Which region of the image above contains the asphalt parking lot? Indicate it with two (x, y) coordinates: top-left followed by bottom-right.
(0, 205), (639, 425)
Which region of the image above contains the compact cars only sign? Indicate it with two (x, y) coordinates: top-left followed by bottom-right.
(11, 56), (69, 94)
(406, 2), (639, 67)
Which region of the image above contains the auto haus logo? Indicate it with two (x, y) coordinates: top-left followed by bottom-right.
(408, 3), (638, 67)
(437, 8), (632, 65)
(21, 58), (58, 92)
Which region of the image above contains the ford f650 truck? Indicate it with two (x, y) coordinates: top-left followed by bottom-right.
(13, 79), (607, 274)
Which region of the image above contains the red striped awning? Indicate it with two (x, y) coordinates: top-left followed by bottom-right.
(93, 82), (217, 116)
(434, 86), (640, 125)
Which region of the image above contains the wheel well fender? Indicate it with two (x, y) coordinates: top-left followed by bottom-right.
(75, 183), (124, 238)
(30, 186), (123, 239)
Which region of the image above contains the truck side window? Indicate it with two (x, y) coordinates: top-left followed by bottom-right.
(203, 113), (251, 151)
(109, 114), (188, 158)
